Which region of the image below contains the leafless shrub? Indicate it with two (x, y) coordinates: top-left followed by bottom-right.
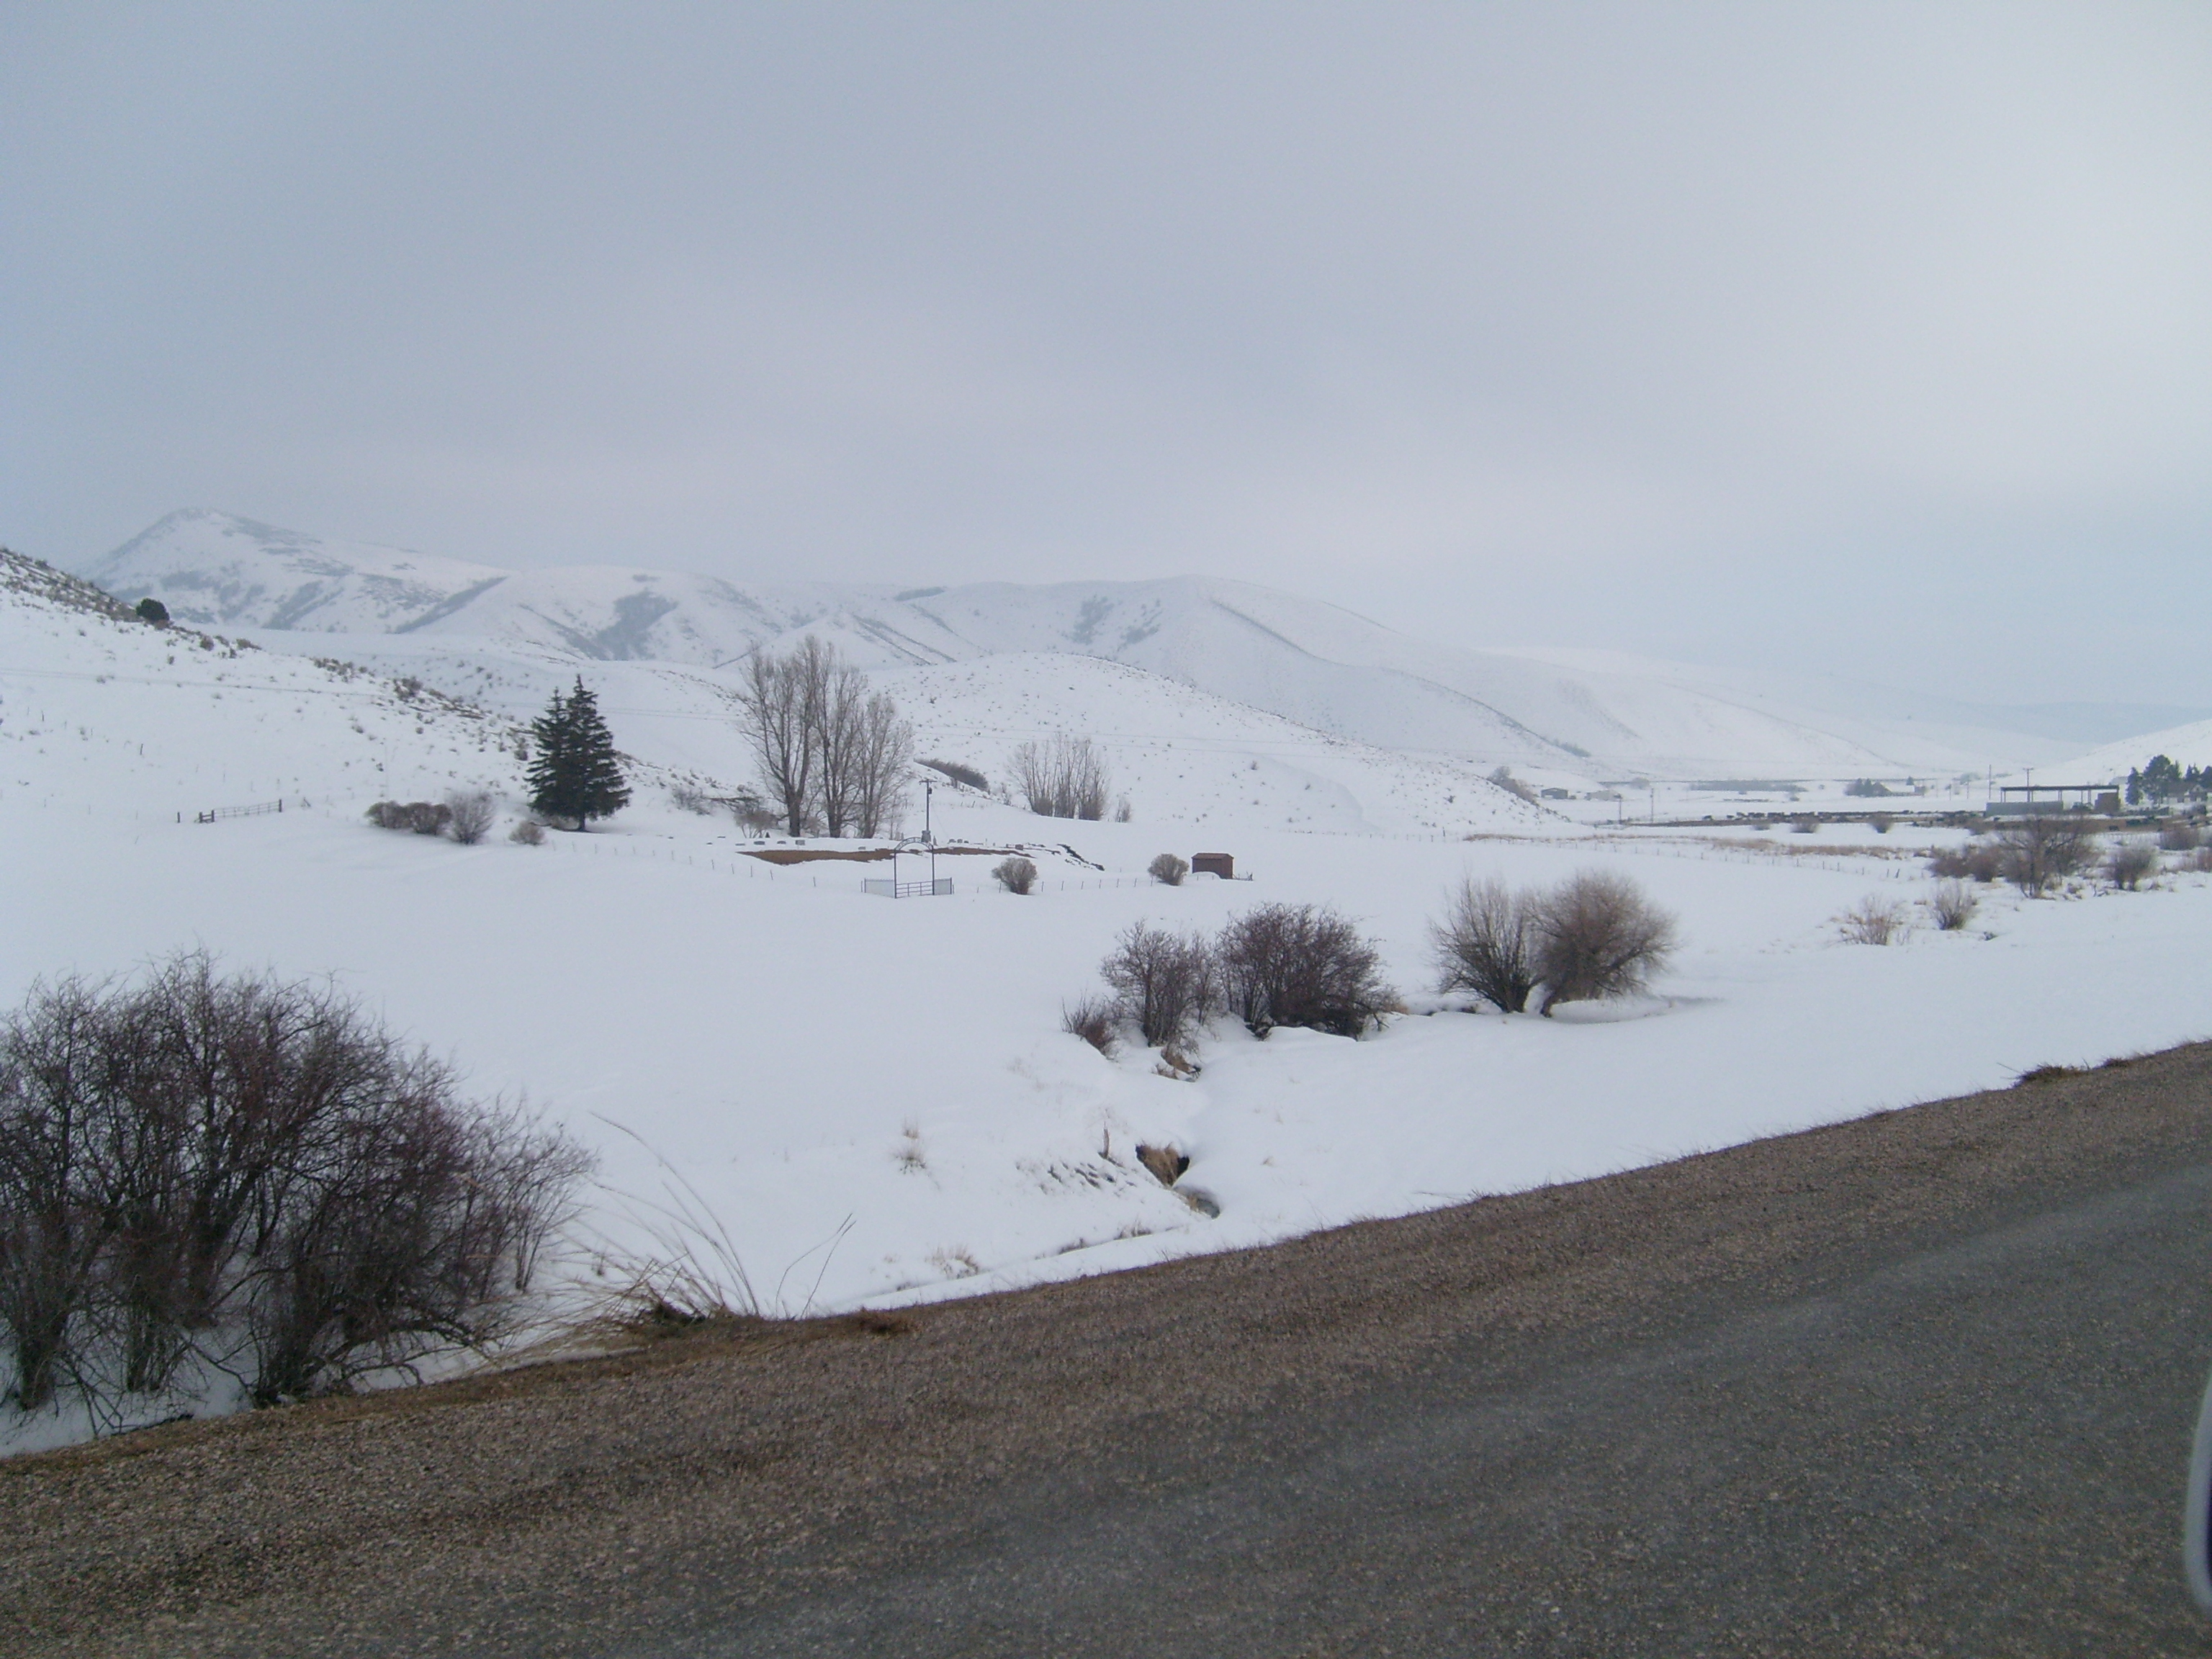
(1532, 870), (1678, 1017)
(1868, 813), (1894, 834)
(2192, 847), (2212, 874)
(1996, 815), (2095, 895)
(367, 800), (452, 835)
(1837, 894), (1910, 945)
(1100, 923), (1217, 1048)
(1430, 876), (1542, 1013)
(1789, 816), (1820, 835)
(727, 791), (781, 836)
(2159, 820), (2203, 852)
(444, 789), (496, 845)
(1114, 796), (1133, 822)
(1215, 904), (1394, 1039)
(1061, 997), (1118, 1056)
(1008, 734), (1112, 820)
(1148, 853), (1189, 886)
(1928, 840), (2003, 883)
(2105, 840), (2158, 891)
(1488, 767), (1538, 806)
(921, 757), (987, 793)
(1927, 879), (1979, 931)
(508, 819), (546, 846)
(994, 856), (1038, 895)
(667, 783), (714, 815)
(0, 954), (592, 1414)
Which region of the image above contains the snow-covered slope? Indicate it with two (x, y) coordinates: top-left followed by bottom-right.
(1, 548), (533, 811)
(14, 541), (2212, 1456)
(80, 511), (2086, 779)
(2066, 717), (2212, 783)
(231, 626), (1553, 838)
(83, 509), (514, 635)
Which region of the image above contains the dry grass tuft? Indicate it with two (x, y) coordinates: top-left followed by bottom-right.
(1837, 894), (1910, 945)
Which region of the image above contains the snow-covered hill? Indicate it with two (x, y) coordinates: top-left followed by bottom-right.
(0, 548), (534, 812)
(2066, 716), (2212, 783)
(78, 510), (2089, 779)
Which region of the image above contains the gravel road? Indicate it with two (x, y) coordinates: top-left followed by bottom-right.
(8, 1043), (2212, 1657)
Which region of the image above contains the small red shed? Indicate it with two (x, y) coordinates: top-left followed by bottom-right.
(1191, 853), (1234, 879)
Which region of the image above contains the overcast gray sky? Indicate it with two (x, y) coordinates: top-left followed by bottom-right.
(4, 2), (2207, 703)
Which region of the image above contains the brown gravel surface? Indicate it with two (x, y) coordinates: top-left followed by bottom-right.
(9, 1042), (2212, 1656)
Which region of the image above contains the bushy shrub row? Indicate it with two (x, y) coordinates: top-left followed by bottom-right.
(1096, 904), (1399, 1047)
(367, 790), (497, 845)
(0, 955), (590, 1416)
(1929, 821), (2097, 894)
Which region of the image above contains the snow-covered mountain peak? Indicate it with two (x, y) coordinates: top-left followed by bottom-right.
(70, 511), (2103, 778)
(81, 509), (514, 634)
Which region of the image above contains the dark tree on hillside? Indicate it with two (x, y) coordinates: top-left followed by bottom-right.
(135, 597), (171, 626)
(527, 678), (630, 830)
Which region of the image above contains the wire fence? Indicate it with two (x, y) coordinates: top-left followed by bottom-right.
(187, 799), (287, 824)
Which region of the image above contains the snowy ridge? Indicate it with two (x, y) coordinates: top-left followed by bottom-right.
(2066, 716), (2212, 783)
(75, 511), (2093, 778)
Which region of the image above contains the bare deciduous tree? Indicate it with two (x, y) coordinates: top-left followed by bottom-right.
(849, 691), (914, 838)
(734, 637), (912, 837)
(734, 638), (825, 837)
(808, 650), (869, 837)
(1008, 734), (1112, 820)
(1996, 814), (2094, 895)
(1100, 922), (1217, 1048)
(1532, 870), (1678, 1017)
(1431, 876), (1542, 1012)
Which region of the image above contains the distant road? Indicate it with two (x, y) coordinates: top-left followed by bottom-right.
(10, 1048), (2212, 1658)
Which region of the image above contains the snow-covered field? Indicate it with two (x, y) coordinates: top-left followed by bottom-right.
(6, 548), (2210, 1452)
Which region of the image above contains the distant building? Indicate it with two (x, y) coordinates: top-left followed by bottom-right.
(1192, 853), (1234, 879)
(1988, 784), (2118, 816)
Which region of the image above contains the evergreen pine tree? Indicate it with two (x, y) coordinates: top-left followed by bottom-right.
(526, 685), (571, 824)
(526, 679), (631, 830)
(564, 679), (631, 827)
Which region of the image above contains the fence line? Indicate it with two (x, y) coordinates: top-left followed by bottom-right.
(186, 798), (286, 824)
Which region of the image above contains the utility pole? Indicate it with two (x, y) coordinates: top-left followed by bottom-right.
(921, 776), (938, 891)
